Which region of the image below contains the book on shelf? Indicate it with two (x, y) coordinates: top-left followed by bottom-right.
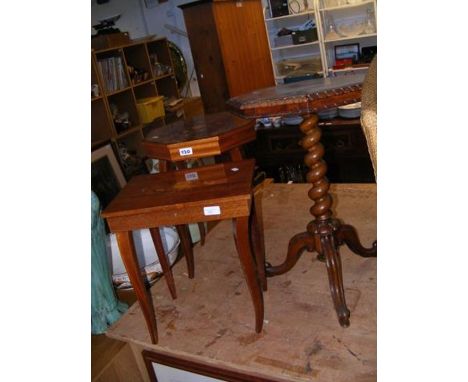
(97, 56), (128, 93)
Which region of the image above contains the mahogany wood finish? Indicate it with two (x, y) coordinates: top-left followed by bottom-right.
(227, 73), (366, 118)
(265, 115), (376, 327)
(142, 112), (256, 162)
(179, 0), (275, 113)
(141, 112), (258, 299)
(149, 227), (178, 300)
(115, 231), (158, 344)
(227, 73), (376, 327)
(102, 160), (265, 343)
(211, 0), (275, 97)
(179, 1), (230, 113)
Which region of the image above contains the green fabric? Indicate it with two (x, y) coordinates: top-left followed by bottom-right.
(91, 191), (127, 334)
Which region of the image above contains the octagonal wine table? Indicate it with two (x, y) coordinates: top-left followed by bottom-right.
(227, 73), (377, 327)
(101, 159), (265, 344)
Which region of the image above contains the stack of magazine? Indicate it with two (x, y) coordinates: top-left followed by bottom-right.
(97, 56), (128, 93)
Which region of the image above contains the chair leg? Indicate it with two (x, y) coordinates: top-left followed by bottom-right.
(149, 227), (177, 300)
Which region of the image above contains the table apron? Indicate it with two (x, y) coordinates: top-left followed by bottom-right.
(106, 199), (251, 232)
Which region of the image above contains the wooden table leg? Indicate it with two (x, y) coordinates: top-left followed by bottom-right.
(176, 224), (194, 279)
(229, 147), (243, 162)
(115, 231), (158, 344)
(265, 114), (376, 328)
(149, 227), (177, 300)
(250, 195), (267, 291)
(233, 216), (264, 333)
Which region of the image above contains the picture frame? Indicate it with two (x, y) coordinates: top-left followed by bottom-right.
(142, 350), (274, 382)
(334, 43), (360, 63)
(91, 144), (127, 209)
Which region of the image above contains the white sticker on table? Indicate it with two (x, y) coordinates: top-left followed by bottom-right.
(185, 172), (199, 181)
(203, 206), (221, 216)
(179, 147), (193, 156)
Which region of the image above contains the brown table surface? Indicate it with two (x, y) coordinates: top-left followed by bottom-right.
(227, 73), (366, 118)
(144, 111), (253, 145)
(107, 183), (376, 382)
(102, 160), (255, 229)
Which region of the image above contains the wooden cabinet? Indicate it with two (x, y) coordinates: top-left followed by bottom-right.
(249, 118), (375, 183)
(179, 0), (275, 113)
(91, 37), (182, 178)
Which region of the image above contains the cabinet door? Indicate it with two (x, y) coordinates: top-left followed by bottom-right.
(181, 2), (230, 113)
(213, 0), (275, 96)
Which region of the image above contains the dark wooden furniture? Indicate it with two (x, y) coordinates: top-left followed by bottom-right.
(141, 112), (258, 299)
(179, 0), (275, 113)
(251, 118), (375, 183)
(227, 73), (376, 327)
(101, 160), (266, 344)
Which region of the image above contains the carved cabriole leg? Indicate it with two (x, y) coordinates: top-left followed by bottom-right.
(115, 231), (158, 344)
(149, 227), (177, 300)
(336, 224), (377, 257)
(232, 216), (264, 333)
(265, 232), (315, 276)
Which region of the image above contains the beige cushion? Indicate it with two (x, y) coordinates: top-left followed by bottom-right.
(360, 56), (377, 179)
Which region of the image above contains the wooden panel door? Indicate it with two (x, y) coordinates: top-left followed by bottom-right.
(213, 0), (275, 97)
(181, 2), (230, 113)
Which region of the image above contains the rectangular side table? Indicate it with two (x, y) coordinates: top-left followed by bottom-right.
(102, 159), (265, 344)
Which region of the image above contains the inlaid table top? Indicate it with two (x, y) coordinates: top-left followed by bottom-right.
(142, 112), (256, 161)
(227, 73), (366, 118)
(101, 159), (255, 231)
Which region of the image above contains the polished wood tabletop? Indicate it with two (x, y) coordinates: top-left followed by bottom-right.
(227, 73), (365, 118)
(142, 112), (256, 162)
(102, 160), (255, 230)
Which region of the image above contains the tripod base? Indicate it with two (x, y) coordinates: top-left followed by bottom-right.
(265, 218), (376, 327)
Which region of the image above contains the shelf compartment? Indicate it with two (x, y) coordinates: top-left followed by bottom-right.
(271, 40), (320, 51)
(156, 75), (180, 101)
(133, 81), (158, 100)
(147, 40), (174, 79)
(107, 89), (140, 134)
(320, 0), (374, 12)
(265, 10), (315, 22)
(324, 32), (376, 43)
(123, 43), (153, 86)
(95, 50), (131, 94)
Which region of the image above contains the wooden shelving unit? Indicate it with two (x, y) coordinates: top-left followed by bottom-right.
(262, 0), (377, 83)
(91, 36), (182, 178)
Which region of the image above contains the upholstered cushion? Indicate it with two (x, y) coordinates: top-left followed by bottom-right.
(360, 56), (377, 179)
